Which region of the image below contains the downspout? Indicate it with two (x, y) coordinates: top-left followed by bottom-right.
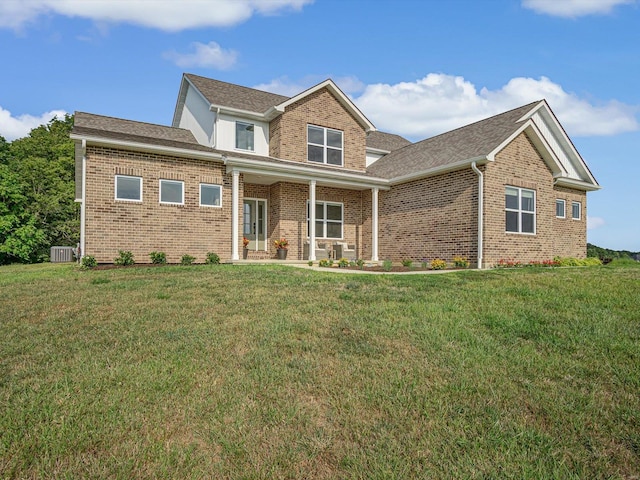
(80, 139), (87, 260)
(471, 161), (483, 269)
(211, 106), (220, 148)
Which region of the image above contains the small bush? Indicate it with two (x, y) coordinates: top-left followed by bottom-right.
(401, 259), (413, 268)
(205, 252), (220, 265)
(356, 258), (365, 270)
(337, 258), (349, 268)
(149, 251), (166, 264)
(308, 260), (313, 267)
(421, 259), (428, 269)
(114, 250), (134, 266)
(382, 259), (393, 272)
(319, 258), (331, 267)
(554, 256), (602, 267)
(453, 256), (469, 268)
(80, 255), (97, 269)
(180, 254), (195, 266)
(430, 258), (447, 270)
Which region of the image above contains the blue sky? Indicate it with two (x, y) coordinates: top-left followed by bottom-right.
(1, 0), (638, 251)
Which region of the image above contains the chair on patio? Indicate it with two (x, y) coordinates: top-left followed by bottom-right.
(303, 241), (329, 260)
(333, 242), (356, 261)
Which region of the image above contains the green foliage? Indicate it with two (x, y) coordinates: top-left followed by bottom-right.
(319, 258), (331, 267)
(308, 261), (313, 267)
(453, 256), (470, 268)
(180, 254), (195, 266)
(430, 258), (447, 270)
(337, 257), (349, 268)
(356, 258), (365, 270)
(553, 256), (602, 267)
(587, 242), (637, 260)
(149, 251), (166, 264)
(205, 252), (220, 265)
(80, 255), (97, 269)
(401, 259), (413, 268)
(114, 250), (135, 266)
(382, 259), (393, 272)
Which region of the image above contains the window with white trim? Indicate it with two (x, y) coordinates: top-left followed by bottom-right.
(307, 201), (343, 239)
(556, 199), (566, 218)
(505, 186), (535, 234)
(159, 179), (184, 205)
(572, 201), (581, 220)
(235, 121), (254, 151)
(307, 125), (343, 166)
(115, 175), (142, 202)
(200, 183), (222, 207)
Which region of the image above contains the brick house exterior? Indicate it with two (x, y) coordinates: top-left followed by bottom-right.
(72, 73), (599, 267)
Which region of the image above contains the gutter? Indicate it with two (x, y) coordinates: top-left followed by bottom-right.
(471, 161), (484, 269)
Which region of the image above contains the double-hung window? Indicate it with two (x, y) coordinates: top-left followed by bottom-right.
(159, 179), (184, 205)
(115, 175), (142, 202)
(235, 121), (254, 151)
(307, 125), (343, 166)
(572, 201), (581, 220)
(505, 186), (535, 234)
(307, 201), (343, 239)
(200, 183), (222, 207)
(556, 199), (566, 218)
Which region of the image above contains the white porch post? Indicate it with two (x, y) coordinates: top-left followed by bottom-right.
(309, 180), (317, 261)
(231, 170), (240, 261)
(372, 187), (379, 261)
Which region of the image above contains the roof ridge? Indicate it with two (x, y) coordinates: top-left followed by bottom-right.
(184, 73), (291, 102)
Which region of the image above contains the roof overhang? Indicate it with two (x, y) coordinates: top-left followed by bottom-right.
(389, 156), (489, 185)
(554, 176), (601, 191)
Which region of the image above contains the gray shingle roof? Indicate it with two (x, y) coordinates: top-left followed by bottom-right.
(367, 101), (541, 179)
(185, 73), (290, 113)
(366, 131), (411, 152)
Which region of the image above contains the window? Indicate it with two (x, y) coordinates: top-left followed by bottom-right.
(572, 201), (581, 220)
(115, 175), (142, 202)
(307, 201), (343, 239)
(200, 183), (222, 207)
(307, 125), (343, 166)
(505, 186), (535, 234)
(556, 199), (566, 218)
(159, 179), (184, 205)
(235, 121), (254, 151)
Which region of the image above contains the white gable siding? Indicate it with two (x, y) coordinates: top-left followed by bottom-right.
(177, 84), (215, 147)
(217, 113), (269, 156)
(531, 111), (580, 180)
(366, 151), (384, 167)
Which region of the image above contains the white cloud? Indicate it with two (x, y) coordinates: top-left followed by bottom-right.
(353, 74), (639, 139)
(0, 0), (313, 31)
(163, 41), (238, 70)
(254, 75), (365, 97)
(587, 216), (606, 230)
(522, 0), (635, 17)
(0, 107), (67, 141)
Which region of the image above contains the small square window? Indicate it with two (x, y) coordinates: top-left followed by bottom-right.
(160, 179), (184, 205)
(115, 175), (142, 202)
(572, 201), (581, 220)
(235, 122), (254, 151)
(556, 199), (566, 218)
(200, 183), (222, 207)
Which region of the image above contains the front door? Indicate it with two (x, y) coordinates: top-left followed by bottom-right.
(243, 199), (267, 251)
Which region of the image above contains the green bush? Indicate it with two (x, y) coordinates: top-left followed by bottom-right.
(149, 251), (166, 264)
(319, 258), (331, 267)
(205, 252), (220, 265)
(401, 259), (413, 268)
(80, 255), (97, 269)
(382, 259), (393, 272)
(337, 258), (349, 268)
(114, 250), (134, 266)
(180, 254), (195, 266)
(430, 258), (447, 270)
(356, 259), (365, 270)
(554, 256), (602, 267)
(453, 256), (470, 268)
(308, 260), (313, 267)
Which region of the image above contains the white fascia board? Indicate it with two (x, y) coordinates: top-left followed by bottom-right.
(224, 155), (390, 189)
(389, 156), (488, 185)
(209, 104), (269, 122)
(516, 100), (546, 123)
(554, 176), (601, 191)
(274, 79), (376, 132)
(70, 133), (224, 162)
(366, 147), (391, 155)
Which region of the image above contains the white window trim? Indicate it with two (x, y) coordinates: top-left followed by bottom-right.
(159, 179), (184, 205)
(556, 199), (566, 219)
(307, 200), (344, 239)
(199, 183), (223, 208)
(572, 201), (582, 220)
(307, 124), (344, 166)
(505, 186), (536, 235)
(115, 175), (142, 202)
(235, 121), (255, 152)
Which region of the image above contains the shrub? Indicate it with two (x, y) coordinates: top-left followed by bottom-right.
(205, 252), (220, 265)
(308, 260), (313, 267)
(382, 259), (393, 272)
(401, 259), (413, 268)
(80, 255), (97, 269)
(337, 258), (349, 268)
(356, 258), (365, 270)
(114, 250), (134, 266)
(453, 256), (469, 268)
(180, 254), (195, 266)
(430, 258), (447, 270)
(319, 258), (331, 267)
(149, 251), (166, 264)
(554, 256), (602, 267)
(421, 259), (428, 269)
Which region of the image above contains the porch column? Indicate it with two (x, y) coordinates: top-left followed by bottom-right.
(372, 187), (379, 261)
(231, 170), (240, 261)
(309, 180), (317, 261)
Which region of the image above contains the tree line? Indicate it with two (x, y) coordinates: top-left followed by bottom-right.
(0, 115), (79, 264)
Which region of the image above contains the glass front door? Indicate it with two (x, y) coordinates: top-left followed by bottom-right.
(243, 199), (267, 251)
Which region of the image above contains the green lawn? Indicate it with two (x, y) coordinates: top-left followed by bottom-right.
(1, 262), (639, 479)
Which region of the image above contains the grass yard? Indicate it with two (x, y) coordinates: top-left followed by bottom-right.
(1, 261), (639, 479)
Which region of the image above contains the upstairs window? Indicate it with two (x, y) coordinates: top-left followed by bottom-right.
(556, 199), (566, 218)
(505, 186), (535, 234)
(572, 201), (581, 220)
(115, 175), (142, 202)
(307, 125), (343, 166)
(159, 179), (184, 205)
(235, 121), (254, 151)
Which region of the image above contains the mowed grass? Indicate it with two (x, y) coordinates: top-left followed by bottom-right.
(1, 262), (639, 479)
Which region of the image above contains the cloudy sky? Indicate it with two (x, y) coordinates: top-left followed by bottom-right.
(1, 0), (638, 250)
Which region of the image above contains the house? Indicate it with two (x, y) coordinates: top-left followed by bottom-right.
(71, 73), (600, 267)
